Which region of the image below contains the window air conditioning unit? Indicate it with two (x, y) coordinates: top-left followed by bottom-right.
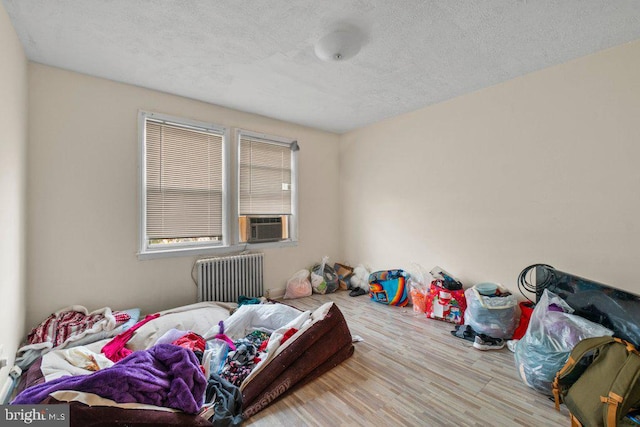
(247, 216), (283, 243)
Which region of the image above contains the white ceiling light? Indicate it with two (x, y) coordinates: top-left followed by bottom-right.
(314, 29), (362, 62)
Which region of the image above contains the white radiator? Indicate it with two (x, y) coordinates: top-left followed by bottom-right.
(196, 253), (264, 302)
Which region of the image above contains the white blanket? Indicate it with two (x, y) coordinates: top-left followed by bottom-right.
(40, 339), (113, 382)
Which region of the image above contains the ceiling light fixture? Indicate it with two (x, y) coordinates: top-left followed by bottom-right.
(314, 29), (362, 62)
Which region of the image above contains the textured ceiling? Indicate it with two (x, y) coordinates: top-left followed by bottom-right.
(4, 1), (640, 134)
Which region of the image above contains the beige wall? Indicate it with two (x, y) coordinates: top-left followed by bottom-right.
(27, 64), (341, 328)
(340, 40), (640, 296)
(20, 32), (640, 333)
(0, 4), (28, 392)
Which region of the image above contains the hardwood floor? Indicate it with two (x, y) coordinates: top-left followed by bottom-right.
(246, 291), (569, 426)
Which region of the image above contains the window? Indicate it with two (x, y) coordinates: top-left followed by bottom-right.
(139, 111), (297, 258)
(237, 130), (296, 243)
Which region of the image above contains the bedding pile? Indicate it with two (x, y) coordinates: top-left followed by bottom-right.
(13, 344), (206, 414)
(11, 299), (354, 426)
(15, 306), (137, 370)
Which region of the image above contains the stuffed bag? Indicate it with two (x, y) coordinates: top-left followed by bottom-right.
(424, 279), (466, 325)
(369, 270), (409, 307)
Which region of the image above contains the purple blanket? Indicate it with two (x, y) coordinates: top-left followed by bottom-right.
(12, 344), (206, 414)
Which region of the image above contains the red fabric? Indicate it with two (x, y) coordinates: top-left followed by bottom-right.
(28, 310), (107, 347)
(256, 328), (298, 353)
(281, 328), (298, 345)
(28, 309), (132, 348)
(512, 301), (534, 340)
(101, 313), (160, 362)
(112, 311), (131, 324)
(172, 332), (205, 353)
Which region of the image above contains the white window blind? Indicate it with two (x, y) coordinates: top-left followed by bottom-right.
(239, 134), (292, 216)
(145, 119), (224, 242)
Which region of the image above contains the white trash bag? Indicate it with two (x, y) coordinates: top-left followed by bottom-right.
(284, 269), (312, 299)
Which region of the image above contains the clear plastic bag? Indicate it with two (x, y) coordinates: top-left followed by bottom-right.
(284, 269), (312, 299)
(311, 256), (338, 294)
(206, 338), (230, 376)
(406, 263), (431, 313)
(514, 289), (613, 395)
(464, 286), (518, 339)
(409, 280), (428, 313)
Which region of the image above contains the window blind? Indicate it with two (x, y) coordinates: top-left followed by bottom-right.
(239, 135), (292, 216)
(145, 119), (224, 241)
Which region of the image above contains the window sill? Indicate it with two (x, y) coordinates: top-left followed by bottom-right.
(137, 239), (298, 260)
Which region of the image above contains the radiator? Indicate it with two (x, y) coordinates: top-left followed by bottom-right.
(196, 253), (264, 302)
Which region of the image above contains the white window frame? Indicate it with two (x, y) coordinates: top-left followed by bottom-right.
(236, 129), (299, 246)
(138, 111), (297, 260)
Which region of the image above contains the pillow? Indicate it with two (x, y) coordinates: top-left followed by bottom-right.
(126, 302), (232, 351)
(111, 308), (141, 335)
(65, 308), (141, 349)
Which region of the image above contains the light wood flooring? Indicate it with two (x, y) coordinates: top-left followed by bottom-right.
(246, 291), (569, 426)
